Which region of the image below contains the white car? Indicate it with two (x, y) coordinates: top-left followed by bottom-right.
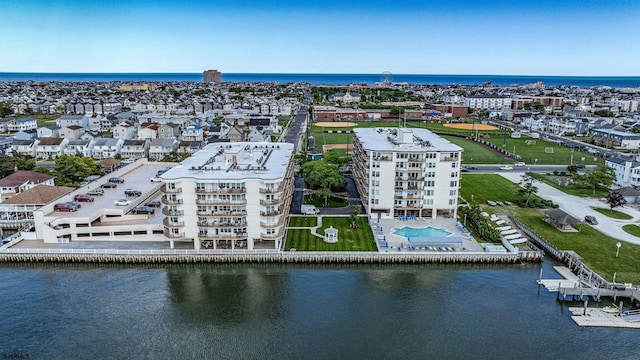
(114, 199), (132, 206)
(150, 177), (163, 182)
(514, 162), (526, 167)
(500, 166), (513, 170)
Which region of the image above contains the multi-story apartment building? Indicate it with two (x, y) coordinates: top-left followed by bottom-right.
(203, 69), (222, 83)
(160, 142), (294, 250)
(352, 128), (463, 219)
(464, 95), (512, 110)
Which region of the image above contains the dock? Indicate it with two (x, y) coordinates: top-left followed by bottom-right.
(569, 308), (640, 329)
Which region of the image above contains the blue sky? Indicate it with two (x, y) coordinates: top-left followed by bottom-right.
(1, 0), (638, 75)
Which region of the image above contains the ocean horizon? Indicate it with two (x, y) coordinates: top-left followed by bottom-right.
(1, 72), (640, 87)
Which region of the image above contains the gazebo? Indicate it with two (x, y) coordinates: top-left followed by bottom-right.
(324, 226), (338, 243)
(542, 209), (582, 232)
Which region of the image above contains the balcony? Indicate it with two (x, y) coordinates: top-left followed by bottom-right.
(441, 156), (458, 162)
(163, 230), (185, 239)
(196, 188), (246, 194)
(260, 198), (282, 206)
(196, 199), (247, 205)
(199, 233), (248, 240)
(161, 196), (183, 205)
(201, 222), (247, 228)
(260, 208), (284, 217)
(260, 218), (286, 228)
(162, 185), (182, 193)
(259, 186), (284, 194)
(260, 231), (284, 240)
(163, 218), (185, 227)
(162, 207), (184, 216)
(408, 157), (424, 162)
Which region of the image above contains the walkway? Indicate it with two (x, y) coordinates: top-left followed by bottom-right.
(499, 172), (640, 244)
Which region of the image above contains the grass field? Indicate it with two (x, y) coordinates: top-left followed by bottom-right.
(304, 194), (348, 208)
(460, 173), (538, 204)
(593, 208), (634, 220)
(528, 173), (609, 197)
(482, 137), (603, 166)
(289, 216), (318, 227)
(442, 136), (511, 164)
(17, 114), (58, 128)
(285, 216), (376, 251)
(622, 224), (640, 238)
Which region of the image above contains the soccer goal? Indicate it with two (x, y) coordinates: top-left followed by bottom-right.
(544, 147), (554, 153)
(525, 140), (536, 145)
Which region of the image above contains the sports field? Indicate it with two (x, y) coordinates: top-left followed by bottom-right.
(443, 123), (499, 130)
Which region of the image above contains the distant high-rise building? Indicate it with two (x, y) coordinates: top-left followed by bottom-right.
(203, 69), (221, 83)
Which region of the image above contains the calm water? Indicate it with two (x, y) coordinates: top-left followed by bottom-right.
(1, 260), (638, 359)
(1, 72), (639, 87)
(393, 226), (452, 238)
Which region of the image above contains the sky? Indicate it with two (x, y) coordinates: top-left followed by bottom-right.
(1, 0), (639, 75)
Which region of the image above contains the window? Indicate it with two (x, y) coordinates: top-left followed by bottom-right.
(449, 199), (456, 205)
(450, 180), (457, 187)
(425, 190), (434, 196)
(449, 189), (457, 196)
(425, 181), (434, 187)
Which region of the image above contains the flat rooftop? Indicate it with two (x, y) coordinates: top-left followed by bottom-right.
(162, 142), (294, 181)
(354, 128), (463, 152)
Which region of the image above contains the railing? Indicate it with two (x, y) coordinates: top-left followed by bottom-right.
(260, 231), (284, 240)
(199, 233), (248, 240)
(162, 186), (182, 193)
(196, 188), (246, 194)
(260, 218), (286, 228)
(260, 209), (283, 217)
(196, 199), (247, 205)
(260, 198), (282, 206)
(259, 187), (284, 194)
(162, 219), (185, 227)
(163, 231), (185, 239)
(408, 158), (424, 162)
(199, 222), (247, 228)
(161, 196), (183, 205)
(162, 207), (184, 216)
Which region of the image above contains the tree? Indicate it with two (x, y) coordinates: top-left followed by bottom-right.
(316, 187), (332, 208)
(516, 174), (539, 207)
(573, 164), (616, 196)
(0, 153), (35, 178)
(350, 205), (361, 228)
(606, 191), (627, 209)
(0, 102), (13, 117)
(54, 155), (102, 187)
(301, 160), (345, 190)
(161, 151), (191, 163)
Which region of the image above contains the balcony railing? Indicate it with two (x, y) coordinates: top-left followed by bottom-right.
(163, 231), (185, 239)
(163, 218), (185, 227)
(196, 188), (246, 194)
(260, 209), (284, 217)
(161, 196), (183, 205)
(259, 187), (284, 194)
(162, 207), (184, 216)
(260, 198), (282, 206)
(199, 222), (247, 228)
(196, 199), (247, 205)
(199, 233), (248, 240)
(260, 231), (284, 240)
(162, 185), (182, 193)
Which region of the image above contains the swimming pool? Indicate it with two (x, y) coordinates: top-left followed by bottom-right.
(392, 226), (452, 238)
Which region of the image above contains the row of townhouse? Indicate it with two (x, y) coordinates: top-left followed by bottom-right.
(7, 137), (204, 160)
(520, 116), (591, 136)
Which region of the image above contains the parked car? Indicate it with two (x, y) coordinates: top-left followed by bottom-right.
(500, 166), (513, 170)
(66, 201), (82, 208)
(114, 199), (132, 206)
(124, 189), (142, 197)
(145, 200), (161, 208)
(102, 182), (117, 188)
(74, 194), (94, 202)
(84, 175), (101, 182)
(131, 206), (155, 215)
(109, 177), (125, 183)
(514, 162), (526, 167)
(79, 181), (90, 187)
(150, 177), (163, 182)
(54, 203), (78, 212)
(87, 189), (104, 196)
(584, 215), (598, 225)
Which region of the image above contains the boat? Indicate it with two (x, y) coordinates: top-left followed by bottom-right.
(601, 306), (619, 314)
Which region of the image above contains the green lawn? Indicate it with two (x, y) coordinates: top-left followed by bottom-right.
(442, 136), (511, 164)
(482, 137), (603, 166)
(514, 210), (640, 284)
(460, 173), (535, 204)
(622, 224), (640, 238)
(288, 216), (318, 227)
(285, 217), (376, 251)
(304, 194), (348, 208)
(528, 173), (609, 197)
(593, 208), (634, 220)
(17, 114), (58, 127)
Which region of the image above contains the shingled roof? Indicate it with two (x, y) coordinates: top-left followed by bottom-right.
(0, 171), (55, 187)
(2, 184), (74, 205)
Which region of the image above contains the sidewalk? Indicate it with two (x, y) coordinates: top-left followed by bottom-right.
(499, 172), (640, 245)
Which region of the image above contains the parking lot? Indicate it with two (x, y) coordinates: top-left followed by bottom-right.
(50, 163), (171, 223)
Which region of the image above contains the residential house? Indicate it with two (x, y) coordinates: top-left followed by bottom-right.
(14, 130), (37, 140)
(180, 125), (204, 141)
(149, 139), (178, 160)
(177, 140), (203, 155)
(35, 137), (69, 160)
(248, 127), (270, 142)
(0, 170), (56, 202)
(225, 125), (245, 142)
(159, 123), (181, 139)
(329, 92), (362, 103)
(56, 115), (90, 128)
(91, 138), (124, 159)
(36, 126), (60, 139)
(59, 125), (85, 140)
(137, 122), (159, 140)
(64, 139), (94, 157)
(7, 118), (37, 132)
(121, 139), (149, 159)
(606, 157), (640, 188)
(8, 139), (38, 157)
(112, 122), (136, 140)
(592, 128), (640, 150)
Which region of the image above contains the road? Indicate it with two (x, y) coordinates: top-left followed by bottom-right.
(281, 94), (310, 152)
(499, 171), (640, 245)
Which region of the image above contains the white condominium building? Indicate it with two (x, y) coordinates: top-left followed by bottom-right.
(160, 142), (294, 250)
(352, 128), (463, 219)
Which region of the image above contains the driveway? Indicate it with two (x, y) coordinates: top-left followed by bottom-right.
(499, 172), (640, 244)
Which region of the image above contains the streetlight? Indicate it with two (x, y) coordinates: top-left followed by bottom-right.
(616, 242), (621, 257)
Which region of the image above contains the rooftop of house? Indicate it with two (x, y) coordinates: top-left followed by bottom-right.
(2, 184), (74, 205)
(354, 128), (463, 153)
(0, 170), (55, 187)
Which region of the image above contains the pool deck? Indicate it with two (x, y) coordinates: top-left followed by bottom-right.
(375, 217), (484, 252)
